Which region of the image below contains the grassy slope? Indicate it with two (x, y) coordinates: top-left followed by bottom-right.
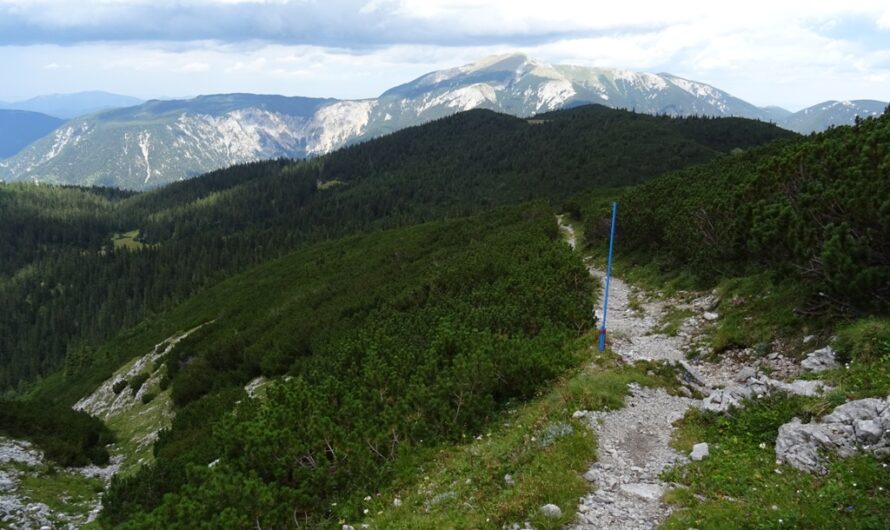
(368, 347), (691, 530)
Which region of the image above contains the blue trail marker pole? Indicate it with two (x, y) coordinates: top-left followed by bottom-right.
(599, 202), (617, 352)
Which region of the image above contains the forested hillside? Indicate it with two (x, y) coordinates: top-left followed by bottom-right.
(0, 105), (794, 391)
(586, 107), (890, 315)
(69, 204), (593, 528)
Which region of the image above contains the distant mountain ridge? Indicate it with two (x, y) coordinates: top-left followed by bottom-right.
(0, 91), (144, 119)
(1, 54), (885, 189)
(781, 99), (887, 134)
(0, 110), (65, 158)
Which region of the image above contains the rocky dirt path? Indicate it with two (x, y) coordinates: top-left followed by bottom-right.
(556, 216), (734, 530)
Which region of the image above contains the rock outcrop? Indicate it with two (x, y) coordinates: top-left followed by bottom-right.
(702, 374), (831, 413)
(800, 346), (840, 373)
(775, 397), (890, 474)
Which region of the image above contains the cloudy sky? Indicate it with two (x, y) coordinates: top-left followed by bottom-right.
(2, 0), (889, 110)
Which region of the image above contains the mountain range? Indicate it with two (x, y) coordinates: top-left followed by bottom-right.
(0, 54), (885, 190)
(780, 99), (887, 134)
(0, 109), (64, 158)
(0, 91), (144, 119)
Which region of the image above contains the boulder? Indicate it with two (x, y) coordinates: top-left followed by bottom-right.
(540, 504), (562, 518)
(0, 471), (15, 492)
(735, 366), (758, 382)
(775, 397), (890, 474)
(800, 346), (839, 373)
(690, 442), (709, 461)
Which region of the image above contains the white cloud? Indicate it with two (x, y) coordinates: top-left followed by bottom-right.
(0, 0), (888, 109)
(180, 61), (211, 72)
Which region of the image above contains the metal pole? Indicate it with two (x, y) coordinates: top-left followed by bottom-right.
(599, 202), (617, 352)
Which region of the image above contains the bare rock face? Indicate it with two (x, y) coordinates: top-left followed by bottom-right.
(800, 346), (840, 373)
(775, 397), (890, 474)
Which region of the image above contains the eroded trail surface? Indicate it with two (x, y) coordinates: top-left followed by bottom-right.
(557, 217), (732, 530)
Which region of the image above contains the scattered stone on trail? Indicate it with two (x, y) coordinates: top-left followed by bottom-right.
(775, 397), (890, 474)
(677, 360), (709, 393)
(694, 294), (720, 312)
(800, 346), (840, 373)
(702, 376), (831, 413)
(778, 379), (830, 397)
(619, 483), (665, 500)
(540, 504), (562, 518)
(735, 366), (758, 382)
(0, 470), (15, 492)
(690, 443), (709, 461)
(572, 410), (588, 419)
(703, 312), (719, 321)
(504, 474), (514, 486)
(803, 335), (816, 344)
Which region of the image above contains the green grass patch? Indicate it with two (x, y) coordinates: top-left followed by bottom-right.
(805, 318), (890, 403)
(105, 384), (173, 477)
(707, 273), (807, 356)
(317, 179), (344, 190)
(112, 230), (144, 250)
(834, 317), (890, 365)
(657, 306), (695, 337)
(18, 468), (105, 515)
(627, 290), (646, 316)
(662, 395), (890, 529)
